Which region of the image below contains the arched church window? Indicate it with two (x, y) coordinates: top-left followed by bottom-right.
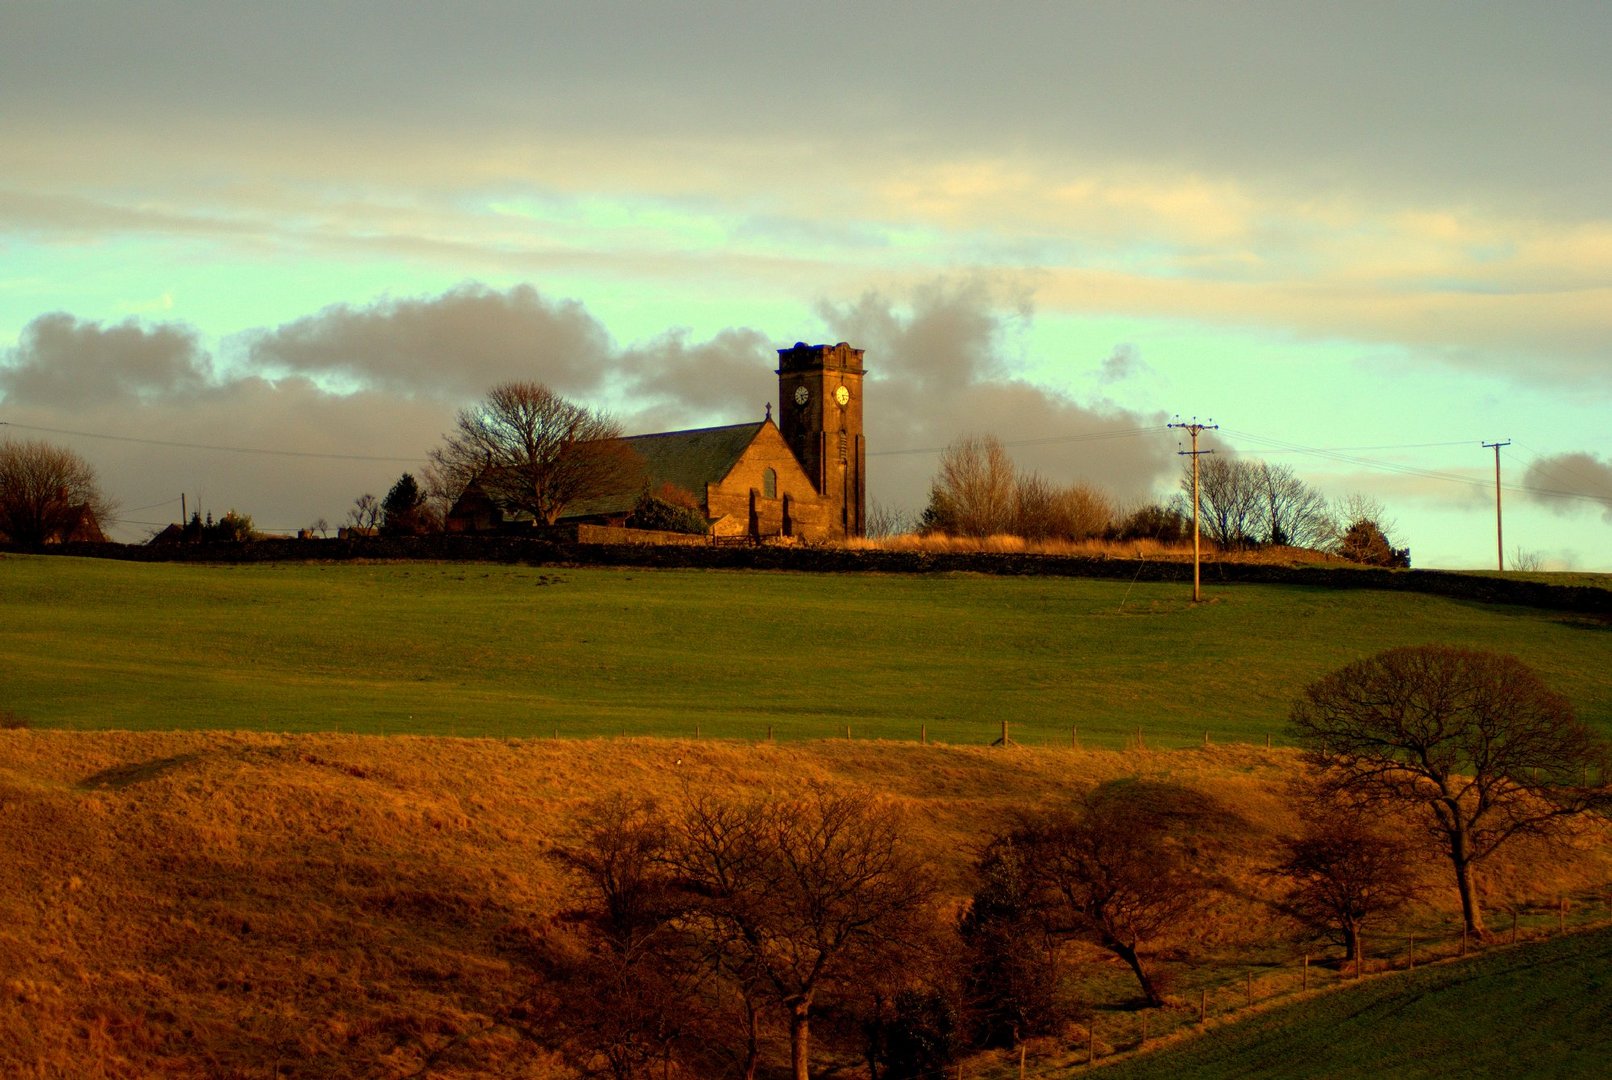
(763, 468), (777, 499)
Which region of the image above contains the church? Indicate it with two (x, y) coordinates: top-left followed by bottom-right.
(445, 341), (867, 542)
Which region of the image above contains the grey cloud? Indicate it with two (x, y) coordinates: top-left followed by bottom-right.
(1099, 344), (1148, 384)
(2, 384), (445, 542)
(816, 278), (1174, 514)
(5, 5), (1607, 215)
(615, 328), (776, 433)
(0, 313), (212, 408)
(245, 284), (614, 400)
(1523, 452), (1612, 524)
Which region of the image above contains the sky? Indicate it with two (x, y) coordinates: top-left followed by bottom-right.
(1, 2), (1609, 568)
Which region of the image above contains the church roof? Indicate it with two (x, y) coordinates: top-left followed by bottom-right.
(561, 421), (767, 519)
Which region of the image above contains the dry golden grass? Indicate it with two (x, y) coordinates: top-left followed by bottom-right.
(2, 731), (1606, 1078)
(849, 532), (1352, 566)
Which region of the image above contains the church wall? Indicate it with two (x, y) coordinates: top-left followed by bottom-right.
(705, 424), (837, 540)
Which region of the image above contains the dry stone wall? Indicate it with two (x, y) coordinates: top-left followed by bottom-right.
(7, 537), (1608, 615)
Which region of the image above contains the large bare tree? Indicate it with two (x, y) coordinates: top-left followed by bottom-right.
(1007, 780), (1227, 1007)
(0, 437), (114, 544)
(1256, 462), (1333, 549)
(1181, 456), (1261, 550)
(668, 790), (934, 1080)
(430, 381), (642, 525)
(1289, 646), (1611, 936)
(1271, 794), (1419, 967)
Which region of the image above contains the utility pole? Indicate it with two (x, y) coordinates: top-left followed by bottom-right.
(1169, 419), (1218, 602)
(1482, 440), (1510, 571)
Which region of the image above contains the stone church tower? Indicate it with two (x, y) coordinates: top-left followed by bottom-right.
(776, 342), (866, 539)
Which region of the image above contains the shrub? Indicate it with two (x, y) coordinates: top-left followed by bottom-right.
(1336, 518), (1409, 568)
(1110, 502), (1190, 544)
(625, 490), (708, 535)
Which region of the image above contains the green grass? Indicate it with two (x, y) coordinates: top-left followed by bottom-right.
(3, 555), (1609, 744)
(1092, 927), (1612, 1079)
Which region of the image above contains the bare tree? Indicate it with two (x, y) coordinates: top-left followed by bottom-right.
(430, 381), (642, 525)
(669, 790), (935, 1080)
(547, 796), (703, 1080)
(924, 435), (1015, 538)
(1257, 462), (1332, 549)
(1182, 456), (1261, 549)
(1289, 646), (1611, 936)
(1010, 781), (1226, 1007)
(1270, 794), (1419, 966)
(1050, 481), (1114, 541)
(0, 437), (115, 544)
(1510, 547), (1545, 572)
(865, 500), (914, 540)
(347, 493), (382, 532)
(1010, 471), (1060, 542)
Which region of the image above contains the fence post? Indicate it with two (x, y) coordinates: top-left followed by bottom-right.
(1018, 1042), (1026, 1078)
(695, 721), (700, 740)
(1204, 730), (1211, 747)
(1199, 988), (1207, 1023)
(767, 724), (773, 742)
(921, 723), (927, 745)
(1265, 732), (1272, 749)
(1461, 925), (1468, 957)
(844, 724), (851, 740)
(1245, 972), (1253, 1006)
(1559, 897), (1566, 933)
(1088, 1020), (1096, 1065)
(1071, 725), (1078, 749)
(1407, 935), (1414, 970)
(1302, 952), (1309, 991)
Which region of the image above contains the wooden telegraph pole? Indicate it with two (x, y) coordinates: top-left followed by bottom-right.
(1483, 439), (1511, 570)
(1169, 419), (1218, 602)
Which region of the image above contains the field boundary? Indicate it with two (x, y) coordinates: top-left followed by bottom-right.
(988, 911), (1612, 1077)
(6, 536), (1610, 615)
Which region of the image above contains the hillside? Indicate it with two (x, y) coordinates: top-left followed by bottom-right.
(1090, 923), (1612, 1079)
(3, 555), (1609, 745)
(2, 732), (1608, 1078)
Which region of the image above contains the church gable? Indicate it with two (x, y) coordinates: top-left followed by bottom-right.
(705, 422), (832, 539)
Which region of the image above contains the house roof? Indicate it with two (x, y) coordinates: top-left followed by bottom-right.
(561, 421), (767, 519)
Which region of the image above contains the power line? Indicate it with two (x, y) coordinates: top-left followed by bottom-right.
(868, 425), (1162, 458)
(0, 420), (422, 464)
(1222, 427), (1612, 509)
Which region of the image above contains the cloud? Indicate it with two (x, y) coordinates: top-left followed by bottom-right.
(1099, 344), (1148, 384)
(245, 284), (614, 399)
(1, 313), (213, 407)
(615, 328), (776, 433)
(815, 277), (1175, 513)
(1522, 452), (1612, 524)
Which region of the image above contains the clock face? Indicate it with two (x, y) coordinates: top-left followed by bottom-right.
(834, 385), (851, 407)
(794, 386), (809, 406)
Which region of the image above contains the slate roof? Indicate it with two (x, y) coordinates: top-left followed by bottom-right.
(560, 421), (766, 519)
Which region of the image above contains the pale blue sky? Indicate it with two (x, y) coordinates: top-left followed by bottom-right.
(2, 2), (1608, 567)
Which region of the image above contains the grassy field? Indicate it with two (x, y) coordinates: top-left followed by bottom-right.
(1088, 924), (1612, 1079)
(3, 554), (1609, 745)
